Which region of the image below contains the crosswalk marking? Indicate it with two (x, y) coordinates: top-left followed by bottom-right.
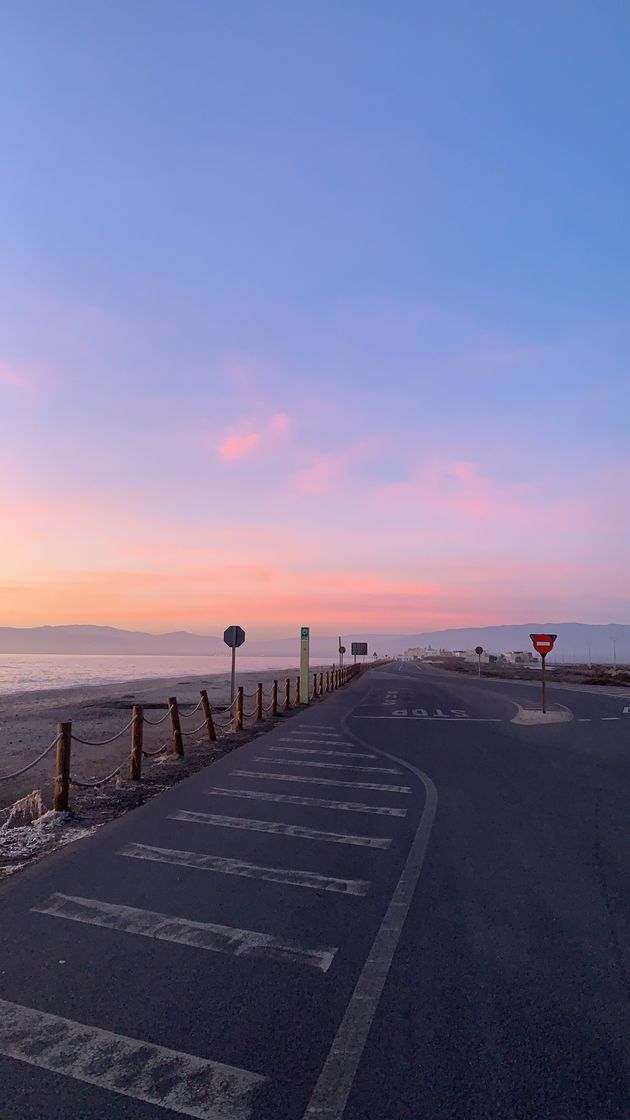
(279, 737), (354, 746)
(255, 758), (402, 774)
(34, 892), (337, 972)
(171, 810), (392, 849)
(234, 770), (410, 793)
(271, 746), (377, 758)
(121, 843), (370, 896)
(205, 786), (407, 817)
(0, 997), (265, 1119)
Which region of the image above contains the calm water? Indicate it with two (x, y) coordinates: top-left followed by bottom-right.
(0, 654), (304, 696)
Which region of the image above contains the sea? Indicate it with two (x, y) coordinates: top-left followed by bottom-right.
(0, 654), (306, 696)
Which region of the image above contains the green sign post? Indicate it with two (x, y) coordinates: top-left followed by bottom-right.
(300, 627), (310, 705)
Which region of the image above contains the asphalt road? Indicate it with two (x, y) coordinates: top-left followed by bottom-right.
(0, 662), (629, 1119)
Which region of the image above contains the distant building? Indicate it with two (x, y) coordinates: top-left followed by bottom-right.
(404, 645), (439, 660)
(502, 650), (538, 665)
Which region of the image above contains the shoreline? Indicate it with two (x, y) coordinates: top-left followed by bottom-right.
(0, 663), (333, 813)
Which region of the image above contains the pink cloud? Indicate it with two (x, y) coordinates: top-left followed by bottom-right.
(269, 411), (292, 435)
(0, 361), (26, 389)
(218, 430), (260, 460)
(217, 412), (293, 461)
(293, 454), (341, 494)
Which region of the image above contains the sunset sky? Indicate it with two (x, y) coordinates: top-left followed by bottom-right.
(1, 3), (629, 636)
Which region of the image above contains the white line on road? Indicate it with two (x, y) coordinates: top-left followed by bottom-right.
(234, 771), (410, 793)
(121, 843), (370, 896)
(205, 787), (407, 816)
(0, 997), (265, 1120)
(351, 715), (502, 722)
(171, 810), (391, 849)
(255, 757), (402, 775)
(280, 737), (354, 746)
(302, 710), (438, 1119)
(34, 892), (337, 972)
(601, 717), (620, 720)
(271, 746), (377, 758)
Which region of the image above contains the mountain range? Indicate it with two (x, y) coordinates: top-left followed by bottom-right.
(0, 623), (628, 663)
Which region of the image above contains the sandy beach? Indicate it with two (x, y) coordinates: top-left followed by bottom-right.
(0, 663), (333, 813)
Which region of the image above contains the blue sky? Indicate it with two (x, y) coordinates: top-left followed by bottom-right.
(1, 2), (629, 633)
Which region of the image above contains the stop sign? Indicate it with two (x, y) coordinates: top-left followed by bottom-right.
(224, 625), (246, 649)
(530, 633), (557, 657)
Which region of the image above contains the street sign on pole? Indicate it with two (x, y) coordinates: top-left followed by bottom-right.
(351, 642), (368, 664)
(300, 627), (310, 705)
(338, 636), (345, 668)
(475, 645), (484, 677)
(224, 625), (246, 704)
(530, 633), (557, 713)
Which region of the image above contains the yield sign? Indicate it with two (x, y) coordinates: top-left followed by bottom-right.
(530, 633), (557, 657)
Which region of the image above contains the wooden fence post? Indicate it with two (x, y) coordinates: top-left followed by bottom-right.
(325, 671), (330, 693)
(284, 677), (291, 710)
(54, 721), (72, 812)
(130, 705), (143, 780)
(236, 686), (244, 731)
(168, 696), (184, 757)
(200, 689), (216, 742)
(313, 672), (318, 697)
(272, 679), (278, 715)
(319, 672), (324, 694)
(296, 675), (301, 705)
(256, 683), (263, 722)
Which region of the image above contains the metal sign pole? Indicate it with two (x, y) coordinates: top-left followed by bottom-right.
(541, 654), (546, 714)
(230, 644), (236, 705)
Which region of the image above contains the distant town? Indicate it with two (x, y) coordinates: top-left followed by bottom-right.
(402, 646), (539, 666)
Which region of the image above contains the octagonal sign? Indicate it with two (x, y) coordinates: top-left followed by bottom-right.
(224, 625), (246, 649)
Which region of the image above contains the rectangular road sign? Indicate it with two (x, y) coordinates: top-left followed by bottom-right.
(351, 642), (368, 657)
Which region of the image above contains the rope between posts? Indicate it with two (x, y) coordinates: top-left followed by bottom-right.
(178, 699), (203, 717)
(142, 706), (173, 726)
(71, 763), (123, 788)
(72, 717), (135, 746)
(181, 720), (211, 737)
(142, 742), (170, 758)
(0, 733), (61, 782)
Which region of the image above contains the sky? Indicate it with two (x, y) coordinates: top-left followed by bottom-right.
(1, 1), (629, 637)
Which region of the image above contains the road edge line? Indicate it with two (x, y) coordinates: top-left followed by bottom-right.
(302, 684), (438, 1119)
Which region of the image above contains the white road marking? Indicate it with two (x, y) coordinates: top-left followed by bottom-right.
(34, 892), (337, 972)
(0, 997), (265, 1120)
(234, 770), (410, 793)
(270, 746), (377, 758)
(280, 737), (354, 746)
(255, 757), (402, 775)
(601, 717), (620, 720)
(351, 715), (501, 722)
(171, 810), (391, 849)
(205, 787), (407, 817)
(302, 714), (438, 1120)
(121, 843), (370, 896)
(288, 731), (342, 738)
(576, 718), (592, 721)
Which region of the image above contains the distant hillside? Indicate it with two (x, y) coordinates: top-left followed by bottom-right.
(0, 626), (224, 655)
(386, 622), (630, 663)
(0, 622), (627, 662)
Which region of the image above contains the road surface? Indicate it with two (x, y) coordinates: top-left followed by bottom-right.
(0, 662), (629, 1119)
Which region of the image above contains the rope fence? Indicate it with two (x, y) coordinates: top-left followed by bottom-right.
(7, 662), (369, 812)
